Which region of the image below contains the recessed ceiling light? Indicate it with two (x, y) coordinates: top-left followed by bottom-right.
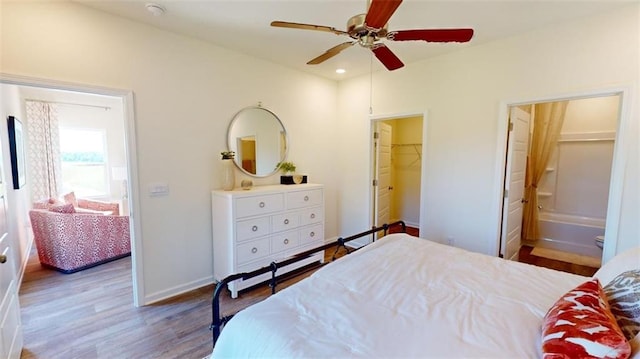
(145, 3), (166, 16)
(336, 69), (346, 74)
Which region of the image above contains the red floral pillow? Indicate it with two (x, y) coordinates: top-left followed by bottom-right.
(49, 203), (76, 214)
(542, 278), (631, 359)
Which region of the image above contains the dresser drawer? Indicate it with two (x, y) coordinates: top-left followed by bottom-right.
(299, 223), (324, 247)
(271, 212), (300, 233)
(287, 189), (322, 209)
(236, 216), (270, 242)
(236, 193), (284, 218)
(299, 206), (323, 226)
(236, 237), (270, 265)
(271, 230), (299, 255)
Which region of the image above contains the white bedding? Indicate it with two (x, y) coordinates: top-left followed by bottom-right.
(212, 233), (587, 358)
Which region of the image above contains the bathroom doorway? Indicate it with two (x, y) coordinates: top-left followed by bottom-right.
(501, 94), (621, 267)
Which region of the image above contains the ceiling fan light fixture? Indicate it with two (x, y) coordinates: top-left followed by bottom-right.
(145, 3), (166, 17)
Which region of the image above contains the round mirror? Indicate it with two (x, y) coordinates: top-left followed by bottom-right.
(227, 106), (288, 177)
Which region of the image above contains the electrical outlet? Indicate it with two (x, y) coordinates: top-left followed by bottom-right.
(446, 237), (455, 246)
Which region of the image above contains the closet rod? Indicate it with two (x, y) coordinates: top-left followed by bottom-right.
(25, 99), (111, 111)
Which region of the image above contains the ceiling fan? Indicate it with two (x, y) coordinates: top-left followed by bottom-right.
(271, 0), (474, 71)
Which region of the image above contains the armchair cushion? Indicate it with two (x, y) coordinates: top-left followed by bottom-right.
(29, 209), (131, 273)
(77, 198), (120, 216)
(49, 203), (75, 214)
(34, 196), (120, 216)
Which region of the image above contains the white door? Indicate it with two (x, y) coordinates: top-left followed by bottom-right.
(500, 107), (531, 260)
(0, 148), (23, 358)
(374, 122), (392, 238)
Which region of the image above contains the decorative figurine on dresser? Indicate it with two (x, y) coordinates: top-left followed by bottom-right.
(211, 184), (325, 298)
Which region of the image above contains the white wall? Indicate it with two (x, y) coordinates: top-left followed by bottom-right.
(1, 2), (339, 304)
(0, 84), (32, 282)
(337, 4), (639, 257)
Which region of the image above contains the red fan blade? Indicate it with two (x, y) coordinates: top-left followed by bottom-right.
(307, 42), (355, 65)
(371, 44), (404, 71)
(365, 0), (402, 29)
(387, 29), (474, 43)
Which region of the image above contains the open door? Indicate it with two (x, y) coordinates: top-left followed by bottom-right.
(373, 122), (392, 239)
(0, 136), (23, 358)
(500, 106), (531, 260)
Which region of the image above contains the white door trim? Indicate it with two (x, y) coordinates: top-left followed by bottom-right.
(369, 111), (428, 236)
(0, 72), (145, 306)
(492, 87), (632, 262)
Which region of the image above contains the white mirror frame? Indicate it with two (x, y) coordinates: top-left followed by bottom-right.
(226, 105), (288, 178)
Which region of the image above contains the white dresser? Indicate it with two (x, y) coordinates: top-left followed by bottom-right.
(212, 184), (324, 298)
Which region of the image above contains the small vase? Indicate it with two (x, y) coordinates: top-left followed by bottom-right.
(221, 158), (235, 191)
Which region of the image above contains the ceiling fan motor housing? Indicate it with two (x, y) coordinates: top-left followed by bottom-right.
(347, 14), (388, 45)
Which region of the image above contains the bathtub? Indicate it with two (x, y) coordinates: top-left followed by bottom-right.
(536, 212), (605, 258)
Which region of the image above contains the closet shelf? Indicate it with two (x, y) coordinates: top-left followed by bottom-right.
(391, 143), (422, 147)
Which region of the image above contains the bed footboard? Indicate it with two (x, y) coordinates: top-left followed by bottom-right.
(210, 221), (407, 347)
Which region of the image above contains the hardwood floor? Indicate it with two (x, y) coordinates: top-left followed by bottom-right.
(518, 245), (598, 277)
(18, 245), (351, 359)
(18, 235), (594, 358)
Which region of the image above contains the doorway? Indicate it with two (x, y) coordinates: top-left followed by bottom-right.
(0, 76), (142, 306)
(365, 114), (425, 247)
(499, 92), (623, 266)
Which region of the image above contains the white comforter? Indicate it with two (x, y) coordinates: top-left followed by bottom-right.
(212, 233), (587, 358)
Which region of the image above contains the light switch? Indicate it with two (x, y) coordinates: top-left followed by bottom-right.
(149, 182), (169, 196)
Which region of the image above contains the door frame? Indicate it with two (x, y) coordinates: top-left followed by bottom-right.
(0, 73), (144, 306)
(492, 87), (632, 262)
(369, 111), (428, 237)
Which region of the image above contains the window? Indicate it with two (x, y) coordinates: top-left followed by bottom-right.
(59, 128), (108, 197)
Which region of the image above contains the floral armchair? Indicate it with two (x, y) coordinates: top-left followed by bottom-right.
(29, 198), (130, 273)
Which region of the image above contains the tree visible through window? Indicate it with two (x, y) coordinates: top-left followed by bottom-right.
(60, 128), (108, 197)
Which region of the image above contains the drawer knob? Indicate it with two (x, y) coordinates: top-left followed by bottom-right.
(304, 196), (309, 201)
(251, 247), (258, 254)
(283, 238), (289, 245)
(252, 225), (258, 232)
(284, 219), (289, 225)
(310, 213), (315, 219)
(310, 231), (315, 237)
(259, 202), (265, 208)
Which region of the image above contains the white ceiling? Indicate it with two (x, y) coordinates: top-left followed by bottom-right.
(73, 0), (633, 81)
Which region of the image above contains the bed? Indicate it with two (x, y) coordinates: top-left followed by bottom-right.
(211, 231), (640, 358)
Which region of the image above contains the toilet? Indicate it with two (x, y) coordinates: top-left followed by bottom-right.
(595, 235), (605, 249)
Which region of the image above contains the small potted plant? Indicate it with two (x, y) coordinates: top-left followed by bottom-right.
(276, 161), (296, 175)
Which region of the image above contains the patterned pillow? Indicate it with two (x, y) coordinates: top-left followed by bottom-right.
(63, 191), (78, 207)
(604, 270), (640, 340)
(542, 278), (631, 359)
(49, 203), (76, 214)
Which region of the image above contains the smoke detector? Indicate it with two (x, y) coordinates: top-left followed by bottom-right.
(145, 3), (166, 16)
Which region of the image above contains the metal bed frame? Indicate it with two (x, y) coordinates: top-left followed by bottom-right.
(210, 220), (407, 347)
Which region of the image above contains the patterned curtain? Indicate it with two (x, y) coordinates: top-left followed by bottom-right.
(25, 101), (61, 201)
